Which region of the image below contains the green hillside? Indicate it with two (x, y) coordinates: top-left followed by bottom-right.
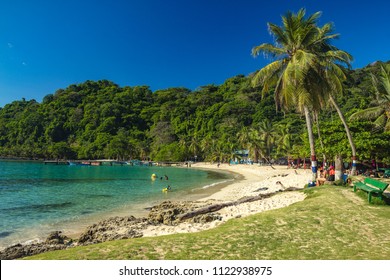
(0, 61), (389, 163)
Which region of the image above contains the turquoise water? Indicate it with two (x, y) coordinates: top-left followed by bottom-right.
(0, 161), (232, 249)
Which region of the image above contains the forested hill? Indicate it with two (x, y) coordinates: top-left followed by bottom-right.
(0, 61), (389, 163)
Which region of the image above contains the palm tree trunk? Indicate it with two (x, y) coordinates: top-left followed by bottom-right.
(329, 95), (357, 175)
(304, 106), (317, 183)
(253, 149), (259, 163)
(335, 155), (343, 181)
(314, 112), (326, 167)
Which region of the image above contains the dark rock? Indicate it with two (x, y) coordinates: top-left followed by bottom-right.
(147, 201), (204, 225)
(45, 231), (72, 245)
(0, 237), (69, 260)
(77, 216), (148, 245)
(189, 213), (222, 223)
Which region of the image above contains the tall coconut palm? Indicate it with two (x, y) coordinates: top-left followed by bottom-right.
(314, 25), (357, 174)
(251, 8), (354, 182)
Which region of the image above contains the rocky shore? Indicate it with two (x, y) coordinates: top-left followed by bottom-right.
(0, 199), (225, 259)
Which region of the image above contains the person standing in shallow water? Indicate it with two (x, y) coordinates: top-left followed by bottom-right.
(164, 175), (168, 180)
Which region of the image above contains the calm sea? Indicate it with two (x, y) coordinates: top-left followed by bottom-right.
(0, 160), (233, 249)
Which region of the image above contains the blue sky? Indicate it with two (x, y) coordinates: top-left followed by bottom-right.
(0, 0), (389, 107)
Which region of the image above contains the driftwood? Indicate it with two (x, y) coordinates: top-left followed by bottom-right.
(177, 187), (301, 221)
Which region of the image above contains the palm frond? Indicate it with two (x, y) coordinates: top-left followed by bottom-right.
(326, 62), (348, 81)
(305, 10), (321, 25)
(294, 49), (316, 69)
(385, 119), (390, 131)
(251, 60), (284, 87)
(251, 43), (285, 58)
(324, 50), (353, 68)
(318, 23), (335, 36)
(379, 65), (390, 96)
(349, 106), (385, 121)
(371, 65), (390, 106)
(314, 23), (339, 45)
(295, 87), (312, 112)
(267, 23), (288, 46)
(277, 78), (296, 111)
(373, 114), (387, 129)
(300, 25), (320, 48)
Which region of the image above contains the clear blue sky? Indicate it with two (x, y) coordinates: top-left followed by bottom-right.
(0, 0), (389, 107)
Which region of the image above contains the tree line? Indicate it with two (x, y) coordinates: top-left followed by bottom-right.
(0, 10), (389, 174)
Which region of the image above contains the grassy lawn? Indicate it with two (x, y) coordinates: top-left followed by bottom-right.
(25, 186), (390, 260)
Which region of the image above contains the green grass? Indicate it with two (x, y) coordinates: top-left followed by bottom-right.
(25, 186), (390, 260)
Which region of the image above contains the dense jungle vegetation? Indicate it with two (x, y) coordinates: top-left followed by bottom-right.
(0, 61), (389, 164)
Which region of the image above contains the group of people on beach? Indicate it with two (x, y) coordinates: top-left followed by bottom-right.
(316, 166), (336, 186)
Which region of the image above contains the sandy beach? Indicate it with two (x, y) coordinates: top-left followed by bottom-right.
(0, 162), (312, 259)
(141, 163), (310, 237)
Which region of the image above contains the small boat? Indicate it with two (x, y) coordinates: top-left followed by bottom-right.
(67, 161), (90, 166)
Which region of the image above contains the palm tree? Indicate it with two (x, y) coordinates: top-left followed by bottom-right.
(189, 136), (200, 161)
(257, 120), (276, 163)
(237, 126), (251, 153)
(350, 64), (390, 131)
(201, 136), (217, 162)
(317, 42), (356, 174)
(251, 8), (353, 182)
(275, 122), (295, 166)
(247, 128), (263, 163)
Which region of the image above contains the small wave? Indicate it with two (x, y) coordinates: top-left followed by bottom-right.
(0, 236), (43, 251)
(201, 179), (234, 189)
(21, 237), (43, 246)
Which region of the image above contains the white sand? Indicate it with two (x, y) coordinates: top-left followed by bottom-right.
(142, 163), (310, 237)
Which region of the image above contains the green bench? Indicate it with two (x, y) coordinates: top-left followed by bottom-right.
(353, 178), (389, 203)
